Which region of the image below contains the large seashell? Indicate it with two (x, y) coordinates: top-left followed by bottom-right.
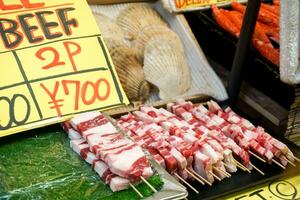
(109, 45), (150, 102)
(93, 12), (125, 42)
(103, 37), (129, 52)
(117, 4), (168, 40)
(132, 24), (184, 62)
(143, 38), (191, 99)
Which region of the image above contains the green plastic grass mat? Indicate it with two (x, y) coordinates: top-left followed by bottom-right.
(0, 125), (163, 200)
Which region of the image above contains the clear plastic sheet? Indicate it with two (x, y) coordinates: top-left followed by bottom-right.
(0, 125), (166, 200)
(280, 0), (300, 84)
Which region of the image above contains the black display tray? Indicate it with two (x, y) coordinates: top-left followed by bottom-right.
(187, 137), (300, 200)
(184, 10), (295, 110)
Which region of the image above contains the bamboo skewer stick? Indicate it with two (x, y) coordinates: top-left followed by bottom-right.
(249, 151), (266, 163)
(291, 155), (300, 162)
(249, 162), (265, 175)
(213, 167), (231, 178)
(184, 169), (205, 185)
(209, 171), (221, 181)
(188, 168), (212, 186)
(174, 173), (199, 194)
(233, 161), (245, 171)
(271, 159), (286, 169)
(129, 183), (144, 198)
(283, 157), (296, 167)
(140, 176), (157, 193)
(233, 159), (251, 173)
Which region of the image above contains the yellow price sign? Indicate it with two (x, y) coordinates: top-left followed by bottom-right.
(0, 0), (129, 137)
(225, 175), (300, 200)
(166, 0), (247, 12)
(175, 0), (232, 9)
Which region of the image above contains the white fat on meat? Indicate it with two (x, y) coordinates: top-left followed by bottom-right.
(81, 123), (117, 139)
(133, 111), (154, 122)
(142, 167), (154, 179)
(158, 108), (174, 117)
(223, 149), (237, 173)
(70, 139), (98, 165)
(110, 176), (130, 192)
(105, 145), (148, 178)
(198, 143), (221, 164)
(70, 111), (102, 128)
(70, 139), (87, 155)
(193, 151), (214, 183)
(170, 147), (187, 170)
(68, 129), (82, 140)
(94, 160), (109, 177)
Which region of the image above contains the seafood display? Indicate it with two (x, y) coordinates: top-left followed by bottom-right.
(93, 4), (191, 101)
(62, 112), (156, 195)
(114, 99), (298, 192)
(92, 13), (150, 102)
(212, 1), (280, 66)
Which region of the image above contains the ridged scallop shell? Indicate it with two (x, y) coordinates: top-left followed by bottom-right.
(143, 39), (191, 99)
(132, 25), (184, 62)
(109, 46), (150, 102)
(93, 12), (125, 41)
(104, 37), (129, 52)
(117, 4), (168, 40)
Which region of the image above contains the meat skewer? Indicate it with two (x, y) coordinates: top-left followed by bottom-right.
(64, 129), (144, 196)
(166, 101), (248, 170)
(175, 99), (286, 172)
(207, 100), (298, 165)
(117, 114), (204, 192)
(64, 112), (157, 194)
(135, 107), (230, 181)
(118, 112), (217, 186)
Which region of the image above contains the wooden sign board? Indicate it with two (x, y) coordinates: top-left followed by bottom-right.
(0, 0), (129, 137)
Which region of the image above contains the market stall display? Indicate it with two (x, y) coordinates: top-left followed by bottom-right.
(112, 99), (300, 198)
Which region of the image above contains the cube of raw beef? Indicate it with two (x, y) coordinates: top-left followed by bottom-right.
(223, 149), (237, 173)
(193, 151), (214, 183)
(94, 160), (110, 179)
(68, 129), (82, 140)
(94, 161), (130, 192)
(177, 169), (189, 180)
(147, 147), (166, 169)
(70, 111), (117, 139)
(70, 139), (97, 165)
(169, 146), (187, 170)
(104, 145), (153, 181)
(110, 176), (130, 192)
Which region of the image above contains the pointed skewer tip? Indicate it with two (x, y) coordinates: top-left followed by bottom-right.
(209, 171), (222, 181)
(174, 173), (199, 194)
(250, 162), (265, 176)
(141, 176), (157, 193)
(129, 183), (144, 198)
(249, 151), (266, 163)
(189, 168), (212, 186)
(272, 159), (286, 169)
(184, 168), (205, 185)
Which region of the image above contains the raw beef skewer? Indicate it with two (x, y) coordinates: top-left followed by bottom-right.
(117, 114), (206, 188)
(134, 107), (229, 181)
(207, 100), (298, 164)
(62, 126), (143, 196)
(65, 112), (157, 194)
(69, 111), (153, 182)
(174, 100), (290, 171)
